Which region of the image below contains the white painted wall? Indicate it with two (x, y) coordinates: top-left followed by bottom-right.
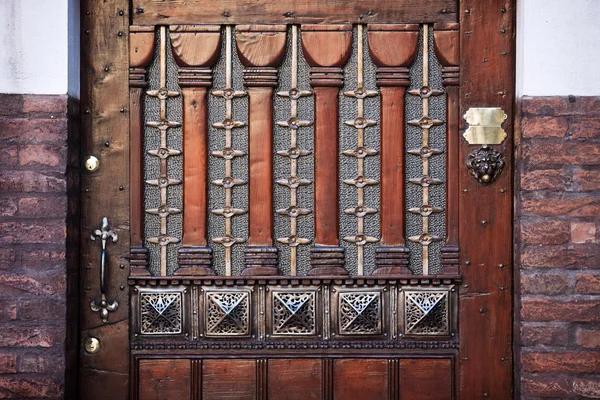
(1, 0), (599, 96)
(517, 0), (600, 96)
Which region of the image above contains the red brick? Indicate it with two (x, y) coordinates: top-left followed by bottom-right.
(521, 375), (571, 398)
(0, 248), (16, 270)
(18, 352), (65, 374)
(522, 194), (600, 217)
(0, 376), (61, 398)
(0, 353), (16, 374)
(576, 274), (600, 294)
(573, 169), (600, 192)
(520, 169), (568, 191)
(19, 144), (64, 168)
(0, 170), (66, 193)
(522, 299), (600, 322)
(523, 142), (600, 167)
(0, 117), (67, 144)
(521, 324), (568, 346)
(17, 197), (67, 219)
(18, 298), (65, 321)
(522, 96), (600, 117)
(0, 198), (17, 217)
(521, 351), (600, 373)
(573, 378), (600, 398)
(0, 221), (65, 244)
(21, 250), (65, 271)
(520, 219), (570, 245)
(0, 300), (17, 321)
(521, 245), (599, 269)
(521, 274), (568, 295)
(0, 274), (66, 296)
(571, 222), (597, 244)
(0, 326), (64, 348)
(0, 144), (18, 166)
(521, 116), (568, 138)
(576, 327), (600, 349)
(22, 94), (67, 114)
(0, 94), (24, 116)
(570, 116), (600, 139)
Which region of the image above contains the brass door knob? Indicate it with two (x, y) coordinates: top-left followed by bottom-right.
(83, 337), (101, 354)
(84, 155), (100, 172)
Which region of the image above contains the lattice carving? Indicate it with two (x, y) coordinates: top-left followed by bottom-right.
(140, 292), (183, 334)
(205, 291), (250, 336)
(404, 290), (449, 335)
(338, 292), (382, 335)
(272, 291), (316, 335)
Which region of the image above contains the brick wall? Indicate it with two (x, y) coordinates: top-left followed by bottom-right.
(0, 94), (75, 399)
(518, 96), (600, 399)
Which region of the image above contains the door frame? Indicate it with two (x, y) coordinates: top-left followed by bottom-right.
(78, 0), (516, 398)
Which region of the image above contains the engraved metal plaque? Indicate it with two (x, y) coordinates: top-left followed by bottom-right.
(463, 107), (507, 145)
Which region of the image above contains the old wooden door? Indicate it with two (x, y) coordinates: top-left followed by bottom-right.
(79, 0), (515, 398)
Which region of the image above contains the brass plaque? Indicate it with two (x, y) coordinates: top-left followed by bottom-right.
(463, 107), (507, 145)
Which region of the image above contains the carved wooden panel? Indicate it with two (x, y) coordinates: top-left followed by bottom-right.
(202, 359), (256, 400)
(333, 359), (389, 400)
(138, 359), (191, 400)
(267, 359), (322, 400)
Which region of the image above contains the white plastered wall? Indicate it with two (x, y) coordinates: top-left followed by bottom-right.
(0, 0), (599, 97)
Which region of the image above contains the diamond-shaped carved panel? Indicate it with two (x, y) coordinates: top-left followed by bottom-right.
(338, 291), (382, 335)
(205, 290), (250, 337)
(403, 290), (449, 336)
(271, 291), (316, 336)
(140, 292), (183, 335)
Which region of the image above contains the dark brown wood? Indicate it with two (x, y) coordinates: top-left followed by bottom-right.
(368, 24), (419, 275)
(170, 25), (222, 275)
(268, 359), (322, 400)
(139, 359), (191, 400)
(202, 359), (256, 400)
(434, 23), (460, 276)
(129, 26), (155, 276)
(236, 25), (287, 275)
(458, 0), (515, 398)
(132, 0), (457, 25)
(302, 24), (352, 276)
(79, 0), (130, 397)
(399, 358), (453, 399)
(333, 359), (389, 400)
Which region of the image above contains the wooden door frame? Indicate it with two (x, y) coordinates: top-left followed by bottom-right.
(79, 0), (516, 398)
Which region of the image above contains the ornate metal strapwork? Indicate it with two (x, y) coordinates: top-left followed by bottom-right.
(403, 289), (449, 336)
(272, 291), (316, 336)
(140, 291), (183, 334)
(338, 291), (382, 335)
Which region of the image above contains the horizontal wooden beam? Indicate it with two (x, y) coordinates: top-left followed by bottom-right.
(132, 0), (457, 25)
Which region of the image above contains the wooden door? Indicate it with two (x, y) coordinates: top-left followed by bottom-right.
(79, 0), (515, 399)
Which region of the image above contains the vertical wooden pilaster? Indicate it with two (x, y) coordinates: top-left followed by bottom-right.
(433, 23), (460, 275)
(129, 26), (155, 276)
(301, 24), (352, 276)
(459, 0), (515, 398)
(170, 25), (222, 276)
(367, 24), (419, 275)
(235, 25), (287, 276)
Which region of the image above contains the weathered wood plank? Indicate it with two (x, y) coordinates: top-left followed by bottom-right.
(132, 0), (457, 25)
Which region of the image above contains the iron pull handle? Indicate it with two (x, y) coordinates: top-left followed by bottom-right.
(90, 217), (119, 322)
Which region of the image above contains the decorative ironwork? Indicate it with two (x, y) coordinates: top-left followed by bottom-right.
(407, 25), (445, 275)
(145, 26), (182, 276)
(342, 25), (379, 275)
(89, 217), (119, 323)
(466, 145), (505, 185)
(140, 292), (183, 334)
(272, 291), (316, 336)
(338, 291), (382, 335)
(211, 26), (247, 275)
(205, 290), (250, 337)
(404, 289), (449, 335)
(276, 25), (313, 275)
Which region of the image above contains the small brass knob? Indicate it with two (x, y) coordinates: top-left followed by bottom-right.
(84, 156), (100, 172)
(83, 337), (101, 354)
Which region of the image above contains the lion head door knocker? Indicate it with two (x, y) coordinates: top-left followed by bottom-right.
(466, 145), (505, 185)
(463, 107), (508, 185)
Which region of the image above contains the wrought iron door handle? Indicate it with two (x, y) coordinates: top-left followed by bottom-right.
(90, 217), (119, 322)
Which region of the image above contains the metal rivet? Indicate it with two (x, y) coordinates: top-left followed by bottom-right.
(483, 393), (489, 398)
(499, 286), (505, 291)
(120, 107), (126, 113)
(120, 285), (125, 290)
(464, 284), (469, 288)
(481, 220), (487, 226)
(120, 264), (125, 269)
(499, 28), (506, 34)
(118, 9), (124, 16)
(117, 31), (124, 37)
(501, 6), (507, 13)
(86, 286), (90, 291)
(498, 263), (505, 269)
(463, 188), (468, 193)
(86, 11), (90, 15)
(134, 333), (139, 337)
(465, 9), (471, 14)
(85, 30), (90, 34)
(119, 186), (125, 191)
(465, 261), (471, 265)
(104, 66), (109, 72)
(104, 141), (110, 147)
(499, 188), (506, 193)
